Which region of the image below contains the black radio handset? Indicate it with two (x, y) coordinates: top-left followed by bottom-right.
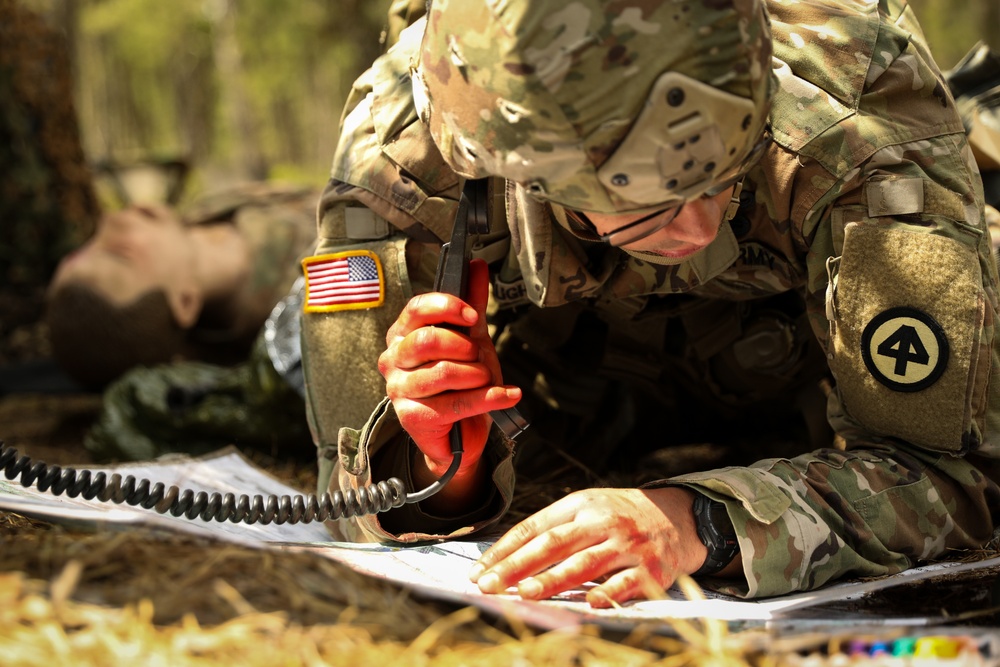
(0, 180), (526, 525)
(432, 180), (529, 442)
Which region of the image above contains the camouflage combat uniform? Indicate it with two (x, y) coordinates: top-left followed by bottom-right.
(86, 184), (318, 461)
(302, 0), (1000, 597)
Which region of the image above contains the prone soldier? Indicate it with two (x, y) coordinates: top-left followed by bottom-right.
(46, 184), (319, 460)
(302, 0), (1000, 605)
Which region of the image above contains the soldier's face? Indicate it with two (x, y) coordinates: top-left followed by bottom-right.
(50, 205), (196, 306)
(585, 186), (734, 260)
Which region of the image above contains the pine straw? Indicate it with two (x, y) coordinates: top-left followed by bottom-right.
(0, 513), (776, 667)
(3, 447), (998, 664)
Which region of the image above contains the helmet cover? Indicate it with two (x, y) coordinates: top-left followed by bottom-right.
(414, 0), (774, 213)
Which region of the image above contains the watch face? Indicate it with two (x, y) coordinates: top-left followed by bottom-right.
(695, 495), (731, 540)
(707, 500), (736, 539)
(693, 494), (739, 576)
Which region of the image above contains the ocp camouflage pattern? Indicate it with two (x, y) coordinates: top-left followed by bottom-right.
(307, 0), (1000, 597)
(424, 0), (771, 214)
(86, 334), (312, 462)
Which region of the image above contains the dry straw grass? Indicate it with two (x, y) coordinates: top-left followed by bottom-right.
(0, 512), (776, 666)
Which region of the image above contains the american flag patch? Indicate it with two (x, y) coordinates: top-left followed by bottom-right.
(301, 250), (385, 313)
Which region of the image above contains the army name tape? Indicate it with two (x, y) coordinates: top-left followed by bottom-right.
(302, 250), (385, 313)
(860, 307), (949, 393)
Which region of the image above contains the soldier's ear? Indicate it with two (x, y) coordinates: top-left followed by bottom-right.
(167, 287), (202, 329)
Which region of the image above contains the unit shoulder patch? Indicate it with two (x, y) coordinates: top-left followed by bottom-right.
(860, 307), (949, 393)
(302, 250), (385, 313)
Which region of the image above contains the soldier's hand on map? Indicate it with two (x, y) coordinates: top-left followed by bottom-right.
(469, 487), (709, 607)
(378, 259), (521, 490)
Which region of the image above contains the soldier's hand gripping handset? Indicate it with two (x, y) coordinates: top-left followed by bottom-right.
(377, 181), (523, 513)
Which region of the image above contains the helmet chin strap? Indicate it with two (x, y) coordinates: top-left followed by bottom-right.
(723, 178), (745, 223)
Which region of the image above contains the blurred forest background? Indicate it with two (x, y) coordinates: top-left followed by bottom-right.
(14, 0), (1000, 200)
(20, 0), (397, 195)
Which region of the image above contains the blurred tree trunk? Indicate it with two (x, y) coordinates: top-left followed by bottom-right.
(173, 42), (216, 164)
(49, 0), (81, 87)
(0, 0), (99, 337)
(983, 0), (1000, 52)
(211, 0), (268, 180)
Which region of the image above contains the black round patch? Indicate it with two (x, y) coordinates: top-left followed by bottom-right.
(860, 307), (949, 393)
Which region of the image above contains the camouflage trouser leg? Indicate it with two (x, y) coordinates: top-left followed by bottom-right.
(85, 335), (311, 461)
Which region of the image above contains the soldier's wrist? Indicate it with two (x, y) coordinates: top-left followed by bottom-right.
(410, 441), (486, 505)
(416, 445), (482, 479)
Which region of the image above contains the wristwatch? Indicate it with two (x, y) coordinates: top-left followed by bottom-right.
(692, 493), (740, 577)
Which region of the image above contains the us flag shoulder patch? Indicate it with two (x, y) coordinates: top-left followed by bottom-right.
(302, 250), (385, 313)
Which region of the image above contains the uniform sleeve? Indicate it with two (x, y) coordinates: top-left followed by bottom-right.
(666, 119), (1000, 597)
(321, 398), (515, 543)
(302, 19), (516, 542)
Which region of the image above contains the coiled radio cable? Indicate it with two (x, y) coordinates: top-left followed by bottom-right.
(0, 440), (462, 525)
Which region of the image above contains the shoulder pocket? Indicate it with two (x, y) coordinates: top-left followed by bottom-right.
(828, 222), (987, 452)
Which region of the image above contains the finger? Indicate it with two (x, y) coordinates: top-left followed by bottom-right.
(395, 385), (521, 428)
(470, 499), (581, 581)
(385, 360), (495, 400)
(388, 326), (481, 371)
(474, 522), (603, 595)
(585, 567), (672, 609)
(387, 293), (478, 343)
(514, 543), (620, 600)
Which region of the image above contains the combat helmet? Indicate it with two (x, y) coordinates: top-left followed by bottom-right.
(413, 0), (774, 214)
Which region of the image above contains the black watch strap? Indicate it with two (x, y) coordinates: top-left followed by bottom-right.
(692, 493), (740, 577)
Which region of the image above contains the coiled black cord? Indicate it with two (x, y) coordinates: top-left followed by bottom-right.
(0, 440), (461, 525)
